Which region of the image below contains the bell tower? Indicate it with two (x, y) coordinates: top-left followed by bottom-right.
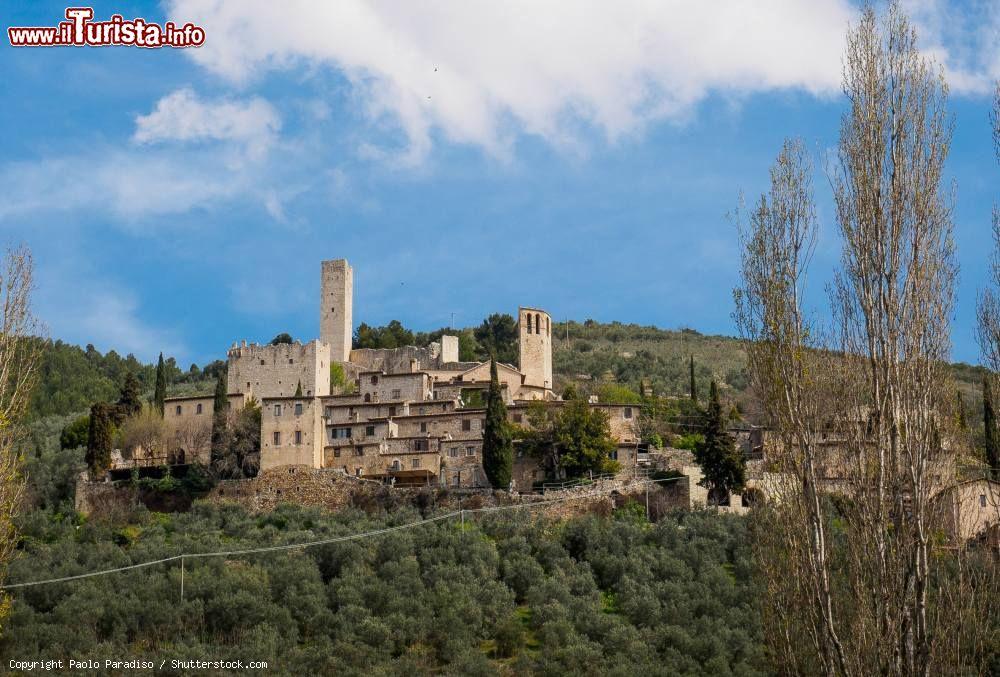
(518, 307), (552, 390)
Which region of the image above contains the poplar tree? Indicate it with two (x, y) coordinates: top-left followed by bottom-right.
(482, 357), (513, 489)
(153, 352), (167, 416)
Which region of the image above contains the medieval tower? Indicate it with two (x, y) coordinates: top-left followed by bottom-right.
(320, 259), (353, 363)
(518, 307), (552, 389)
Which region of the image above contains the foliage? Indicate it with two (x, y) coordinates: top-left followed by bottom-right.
(59, 415), (89, 450)
(117, 406), (168, 462)
(3, 503), (766, 675)
(984, 375), (999, 472)
(354, 320), (415, 350)
(210, 373), (229, 474)
(594, 383), (641, 404)
(270, 333), (294, 345)
(674, 433), (704, 451)
(117, 372), (143, 419)
(519, 400), (619, 480)
(85, 402), (115, 478)
(693, 382), (745, 505)
(329, 362), (349, 392)
(214, 400), (261, 479)
(482, 359), (513, 489)
(153, 353), (167, 417)
(474, 313), (518, 365)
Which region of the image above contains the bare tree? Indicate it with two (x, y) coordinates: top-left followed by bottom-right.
(118, 406), (169, 465)
(173, 418), (212, 466)
(737, 4), (996, 675)
(0, 246), (42, 626)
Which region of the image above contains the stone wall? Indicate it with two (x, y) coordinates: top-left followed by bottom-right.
(320, 259), (353, 363)
(259, 396), (324, 471)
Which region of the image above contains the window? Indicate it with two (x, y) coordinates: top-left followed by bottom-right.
(274, 404), (282, 416)
(295, 403), (303, 416)
(294, 430), (302, 445)
(175, 405), (182, 415)
(624, 407), (633, 419)
(324, 407), (332, 418)
(334, 448), (341, 458)
(535, 313), (541, 335)
(370, 375), (379, 385)
(420, 422), (427, 433)
(391, 389), (401, 399)
(449, 447), (459, 458)
(364, 394), (371, 403)
(453, 474), (461, 487)
(365, 425), (375, 436)
(272, 431), (281, 445)
(260, 359), (265, 365)
(388, 406), (397, 417)
(392, 459), (401, 471)
(462, 419), (471, 431)
(512, 413), (522, 423)
(196, 403), (203, 415)
(418, 407), (426, 415)
(981, 494), (988, 507)
(355, 468), (362, 477)
(414, 439), (429, 451)
(332, 427), (352, 439)
(527, 314), (533, 333)
(610, 449), (618, 461)
(466, 446), (475, 456)
(354, 447), (364, 457)
(288, 358), (294, 364)
(412, 458), (420, 468)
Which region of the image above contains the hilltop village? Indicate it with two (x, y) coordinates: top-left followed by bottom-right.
(149, 259), (639, 490)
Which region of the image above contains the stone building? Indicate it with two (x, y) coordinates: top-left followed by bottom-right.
(164, 258), (640, 488)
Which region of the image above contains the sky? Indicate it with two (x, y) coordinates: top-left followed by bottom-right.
(1, 0), (998, 367)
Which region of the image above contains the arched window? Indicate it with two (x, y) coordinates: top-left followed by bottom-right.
(526, 313), (533, 334)
(364, 393), (371, 403)
(535, 314), (541, 335)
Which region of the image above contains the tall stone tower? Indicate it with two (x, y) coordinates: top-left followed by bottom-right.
(518, 307), (553, 390)
(320, 259), (353, 363)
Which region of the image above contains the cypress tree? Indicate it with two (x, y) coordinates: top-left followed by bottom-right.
(118, 371), (143, 419)
(689, 355), (697, 403)
(984, 375), (1000, 472)
(210, 372), (230, 474)
(153, 352), (167, 416)
(86, 402), (114, 478)
(694, 381), (745, 505)
(482, 357), (513, 490)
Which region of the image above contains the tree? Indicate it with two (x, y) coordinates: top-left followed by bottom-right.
(210, 372), (229, 474)
(521, 399), (618, 480)
(270, 333), (294, 345)
(117, 371), (143, 419)
(474, 313), (518, 365)
(735, 5), (985, 673)
(689, 355), (697, 402)
(153, 352), (166, 416)
(482, 358), (513, 489)
(0, 247), (42, 624)
(60, 415), (90, 450)
(353, 320), (414, 349)
(693, 381), (744, 505)
(86, 402), (114, 478)
(118, 406), (168, 463)
(985, 375), (1000, 472)
(216, 400), (261, 479)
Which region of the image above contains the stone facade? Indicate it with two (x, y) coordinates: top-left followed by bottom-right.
(320, 259), (353, 363)
(519, 307), (553, 390)
(161, 393), (247, 465)
(259, 396), (325, 471)
(227, 339), (331, 401)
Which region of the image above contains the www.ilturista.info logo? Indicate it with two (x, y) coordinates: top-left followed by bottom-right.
(8, 7), (205, 48)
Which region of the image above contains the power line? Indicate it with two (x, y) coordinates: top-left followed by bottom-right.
(1, 476), (684, 591)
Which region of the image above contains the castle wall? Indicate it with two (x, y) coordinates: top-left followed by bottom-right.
(350, 344), (441, 374)
(228, 340), (331, 401)
(320, 259), (353, 363)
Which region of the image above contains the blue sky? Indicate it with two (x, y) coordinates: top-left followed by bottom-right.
(1, 0), (998, 367)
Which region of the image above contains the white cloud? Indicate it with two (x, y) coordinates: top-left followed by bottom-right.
(133, 87), (281, 157)
(167, 0), (856, 164)
(902, 0), (1000, 95)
